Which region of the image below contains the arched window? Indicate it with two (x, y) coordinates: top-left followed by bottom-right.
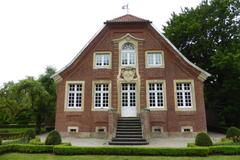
(121, 42), (135, 66)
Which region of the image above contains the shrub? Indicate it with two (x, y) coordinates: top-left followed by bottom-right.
(0, 139), (2, 145)
(53, 146), (209, 156)
(0, 145), (12, 154)
(29, 136), (44, 145)
(0, 132), (24, 140)
(12, 144), (53, 153)
(23, 129), (35, 142)
(209, 146), (240, 155)
(226, 127), (240, 139)
(233, 136), (240, 143)
(195, 132), (213, 146)
(45, 130), (61, 145)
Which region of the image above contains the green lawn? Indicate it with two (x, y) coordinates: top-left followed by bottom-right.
(0, 153), (240, 160)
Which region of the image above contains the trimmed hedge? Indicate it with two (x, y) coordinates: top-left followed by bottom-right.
(53, 146), (209, 156)
(209, 146), (240, 155)
(0, 132), (24, 140)
(195, 132), (213, 146)
(0, 144), (240, 156)
(226, 127), (240, 138)
(45, 130), (62, 145)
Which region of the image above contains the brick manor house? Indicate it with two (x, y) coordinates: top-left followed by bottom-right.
(52, 14), (210, 144)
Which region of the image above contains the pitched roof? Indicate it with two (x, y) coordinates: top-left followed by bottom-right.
(104, 14), (151, 24)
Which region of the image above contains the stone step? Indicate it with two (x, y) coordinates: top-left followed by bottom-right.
(112, 138), (146, 142)
(115, 135), (143, 138)
(108, 141), (149, 145)
(117, 126), (141, 129)
(117, 123), (141, 126)
(116, 132), (143, 135)
(116, 129), (142, 132)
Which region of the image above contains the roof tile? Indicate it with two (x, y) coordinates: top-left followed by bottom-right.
(105, 14), (151, 24)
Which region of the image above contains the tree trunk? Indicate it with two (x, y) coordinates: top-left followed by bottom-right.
(35, 113), (41, 134)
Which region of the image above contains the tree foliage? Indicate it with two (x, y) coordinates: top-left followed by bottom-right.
(0, 66), (56, 133)
(163, 0), (240, 127)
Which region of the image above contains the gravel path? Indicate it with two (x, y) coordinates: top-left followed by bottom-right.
(39, 132), (225, 147)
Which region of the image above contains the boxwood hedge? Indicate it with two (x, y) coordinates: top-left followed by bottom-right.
(0, 144), (240, 156)
(53, 146), (209, 156)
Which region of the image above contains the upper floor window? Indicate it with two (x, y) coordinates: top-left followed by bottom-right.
(146, 51), (164, 68)
(121, 42), (136, 66)
(93, 52), (111, 69)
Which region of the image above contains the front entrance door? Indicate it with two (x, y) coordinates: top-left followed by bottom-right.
(121, 83), (137, 117)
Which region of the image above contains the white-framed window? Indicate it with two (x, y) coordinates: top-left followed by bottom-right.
(93, 52), (111, 69)
(67, 83), (82, 108)
(176, 83), (193, 108)
(146, 51), (164, 68)
(181, 126), (193, 133)
(121, 42), (136, 66)
(94, 83), (109, 108)
(95, 53), (110, 67)
(148, 83), (164, 108)
(67, 126), (79, 133)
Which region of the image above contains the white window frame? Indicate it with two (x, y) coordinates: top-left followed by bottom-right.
(93, 51), (111, 69)
(145, 51), (164, 68)
(64, 81), (85, 112)
(92, 80), (111, 111)
(67, 126), (79, 133)
(121, 42), (136, 66)
(174, 80), (196, 111)
(146, 80), (167, 111)
(181, 126), (193, 133)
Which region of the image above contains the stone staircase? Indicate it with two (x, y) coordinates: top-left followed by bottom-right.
(109, 117), (149, 145)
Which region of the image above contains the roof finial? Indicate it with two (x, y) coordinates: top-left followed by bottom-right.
(122, 4), (129, 14)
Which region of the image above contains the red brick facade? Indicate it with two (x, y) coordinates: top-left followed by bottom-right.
(53, 15), (210, 138)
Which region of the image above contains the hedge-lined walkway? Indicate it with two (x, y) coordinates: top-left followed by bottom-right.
(39, 132), (224, 147)
(0, 153), (240, 160)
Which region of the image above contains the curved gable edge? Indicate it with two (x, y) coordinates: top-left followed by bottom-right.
(51, 25), (106, 82)
(151, 24), (211, 82)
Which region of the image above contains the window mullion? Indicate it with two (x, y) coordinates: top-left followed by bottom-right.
(182, 84), (186, 107)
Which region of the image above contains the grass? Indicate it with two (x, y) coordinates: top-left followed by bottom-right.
(0, 153), (240, 160)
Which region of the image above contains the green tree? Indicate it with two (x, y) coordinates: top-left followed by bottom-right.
(16, 78), (50, 133)
(163, 0), (240, 127)
(38, 66), (56, 126)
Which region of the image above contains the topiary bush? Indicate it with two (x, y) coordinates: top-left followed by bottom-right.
(23, 129), (35, 142)
(226, 127), (240, 139)
(195, 132), (213, 146)
(45, 130), (61, 145)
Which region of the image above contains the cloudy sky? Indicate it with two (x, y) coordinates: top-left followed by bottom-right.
(0, 0), (202, 86)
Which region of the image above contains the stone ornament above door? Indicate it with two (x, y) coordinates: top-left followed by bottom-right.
(120, 67), (137, 82)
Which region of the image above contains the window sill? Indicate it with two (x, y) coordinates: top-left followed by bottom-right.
(92, 108), (109, 111)
(64, 107), (83, 112)
(148, 107), (167, 111)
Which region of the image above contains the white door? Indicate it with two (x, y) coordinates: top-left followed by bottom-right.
(121, 83), (137, 117)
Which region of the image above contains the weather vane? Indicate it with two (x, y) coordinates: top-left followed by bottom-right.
(122, 4), (129, 14)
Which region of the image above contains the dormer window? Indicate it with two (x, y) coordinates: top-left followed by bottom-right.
(121, 42), (136, 66)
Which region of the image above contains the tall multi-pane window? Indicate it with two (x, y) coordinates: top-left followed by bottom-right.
(95, 53), (110, 68)
(121, 42), (135, 66)
(146, 51), (164, 68)
(176, 83), (192, 108)
(67, 84), (82, 108)
(148, 83), (164, 108)
(94, 84), (109, 108)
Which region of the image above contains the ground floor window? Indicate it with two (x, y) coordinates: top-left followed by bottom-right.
(67, 83), (83, 108)
(94, 83), (110, 108)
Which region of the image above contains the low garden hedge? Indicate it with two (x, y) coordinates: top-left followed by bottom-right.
(0, 132), (24, 140)
(209, 146), (240, 155)
(53, 146), (209, 156)
(0, 144), (240, 156)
